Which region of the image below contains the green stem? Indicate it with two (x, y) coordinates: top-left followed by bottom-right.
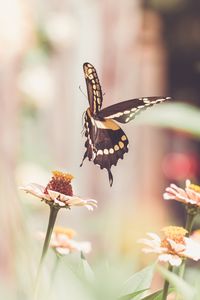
(185, 211), (195, 237)
(162, 264), (173, 300)
(33, 205), (59, 300)
(175, 208), (197, 300)
(178, 210), (196, 280)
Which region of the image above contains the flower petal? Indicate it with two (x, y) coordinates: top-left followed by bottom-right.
(19, 183), (50, 200)
(159, 254), (182, 266)
(167, 239), (185, 253)
(55, 247), (70, 255)
(183, 237), (200, 261)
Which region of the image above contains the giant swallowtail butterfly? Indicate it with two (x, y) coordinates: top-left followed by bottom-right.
(80, 62), (171, 186)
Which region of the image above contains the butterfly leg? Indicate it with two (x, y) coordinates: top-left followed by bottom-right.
(80, 151), (87, 167)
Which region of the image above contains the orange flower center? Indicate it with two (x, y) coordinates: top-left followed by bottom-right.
(44, 171), (74, 196)
(160, 226), (187, 254)
(54, 226), (76, 239)
(188, 183), (200, 193)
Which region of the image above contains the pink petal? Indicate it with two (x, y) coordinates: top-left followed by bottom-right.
(19, 183), (50, 200)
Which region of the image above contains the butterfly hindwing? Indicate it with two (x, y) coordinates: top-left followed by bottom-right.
(97, 97), (171, 123)
(83, 63), (103, 115)
(81, 109), (128, 186)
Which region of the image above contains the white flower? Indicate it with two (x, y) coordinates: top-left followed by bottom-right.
(19, 171), (97, 210)
(139, 226), (200, 266)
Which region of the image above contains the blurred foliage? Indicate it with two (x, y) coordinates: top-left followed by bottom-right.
(148, 0), (188, 12)
(135, 103), (200, 139)
(158, 266), (196, 300)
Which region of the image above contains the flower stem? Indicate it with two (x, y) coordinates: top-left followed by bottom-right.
(175, 209), (197, 300)
(185, 211), (195, 237)
(33, 205), (59, 300)
(162, 264), (173, 300)
(178, 210), (196, 280)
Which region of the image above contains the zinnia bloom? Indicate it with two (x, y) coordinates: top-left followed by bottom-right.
(20, 170), (97, 210)
(49, 226), (91, 255)
(163, 179), (200, 207)
(139, 226), (200, 266)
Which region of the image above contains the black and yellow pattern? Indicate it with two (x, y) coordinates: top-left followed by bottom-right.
(83, 63), (103, 115)
(81, 62), (172, 186)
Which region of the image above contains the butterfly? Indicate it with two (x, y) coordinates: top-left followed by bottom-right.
(80, 62), (171, 186)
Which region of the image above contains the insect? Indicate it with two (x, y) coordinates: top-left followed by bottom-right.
(80, 62), (171, 186)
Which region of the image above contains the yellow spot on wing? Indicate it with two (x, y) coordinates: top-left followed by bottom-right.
(95, 119), (120, 131)
(121, 135), (127, 141)
(87, 68), (93, 74)
(97, 150), (103, 155)
(114, 145), (119, 151)
(88, 74), (94, 80)
(119, 141), (124, 149)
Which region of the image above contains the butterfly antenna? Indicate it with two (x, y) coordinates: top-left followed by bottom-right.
(79, 85), (87, 98)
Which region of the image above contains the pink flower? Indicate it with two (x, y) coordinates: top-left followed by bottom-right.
(20, 170), (97, 210)
(163, 180), (200, 207)
(40, 226), (91, 255)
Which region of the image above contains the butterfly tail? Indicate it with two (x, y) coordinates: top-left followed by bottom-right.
(107, 169), (113, 186)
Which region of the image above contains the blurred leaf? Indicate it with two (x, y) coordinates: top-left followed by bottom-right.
(185, 268), (200, 300)
(135, 103), (200, 139)
(141, 288), (174, 300)
(119, 264), (155, 299)
(158, 266), (195, 300)
(119, 289), (148, 300)
(80, 252), (95, 282)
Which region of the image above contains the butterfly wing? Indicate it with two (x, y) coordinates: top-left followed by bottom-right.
(83, 62), (103, 115)
(80, 109), (128, 186)
(97, 96), (171, 123)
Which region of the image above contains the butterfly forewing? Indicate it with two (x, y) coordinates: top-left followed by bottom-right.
(83, 63), (103, 115)
(97, 97), (171, 123)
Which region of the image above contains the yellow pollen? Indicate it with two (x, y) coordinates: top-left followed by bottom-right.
(52, 171), (74, 182)
(54, 226), (76, 239)
(188, 183), (200, 193)
(162, 226), (187, 243)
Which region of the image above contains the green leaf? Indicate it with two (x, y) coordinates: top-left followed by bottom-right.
(135, 103), (200, 139)
(119, 264), (155, 299)
(141, 288), (174, 300)
(80, 252), (95, 282)
(158, 266), (195, 300)
(119, 289), (148, 300)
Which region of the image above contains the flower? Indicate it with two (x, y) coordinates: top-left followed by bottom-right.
(49, 226), (91, 255)
(20, 170), (97, 210)
(138, 226), (200, 266)
(163, 179), (200, 207)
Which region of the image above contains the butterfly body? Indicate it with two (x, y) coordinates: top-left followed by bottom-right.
(81, 62), (171, 186)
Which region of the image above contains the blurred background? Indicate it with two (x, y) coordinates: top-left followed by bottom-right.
(0, 0), (200, 298)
